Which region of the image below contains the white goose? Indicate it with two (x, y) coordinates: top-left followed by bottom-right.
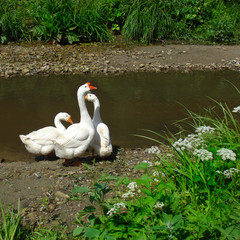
(85, 93), (112, 158)
(19, 112), (73, 158)
(54, 82), (97, 165)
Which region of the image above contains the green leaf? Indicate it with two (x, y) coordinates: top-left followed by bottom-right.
(84, 206), (96, 212)
(141, 174), (153, 182)
(134, 162), (151, 170)
(99, 174), (118, 181)
(133, 232), (148, 240)
(73, 227), (83, 237)
(72, 186), (91, 194)
(67, 34), (79, 44)
(85, 228), (100, 238)
(193, 175), (202, 183)
(104, 235), (116, 240)
(143, 196), (155, 208)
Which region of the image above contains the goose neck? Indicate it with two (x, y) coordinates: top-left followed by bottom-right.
(54, 116), (66, 133)
(93, 99), (102, 123)
(78, 92), (91, 123)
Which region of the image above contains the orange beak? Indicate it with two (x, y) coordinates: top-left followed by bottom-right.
(68, 117), (73, 124)
(85, 94), (88, 100)
(87, 82), (97, 90)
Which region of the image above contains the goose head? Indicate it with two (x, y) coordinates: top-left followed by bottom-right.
(56, 112), (73, 124)
(77, 82), (97, 97)
(85, 93), (98, 102)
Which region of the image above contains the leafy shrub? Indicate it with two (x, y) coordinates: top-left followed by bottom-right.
(0, 0), (239, 44)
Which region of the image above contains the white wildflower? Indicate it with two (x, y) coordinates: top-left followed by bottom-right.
(195, 126), (215, 135)
(146, 146), (161, 155)
(122, 182), (139, 199)
(173, 134), (204, 151)
(142, 160), (153, 167)
(154, 201), (164, 210)
(155, 161), (161, 166)
(232, 106), (240, 113)
(193, 148), (213, 161)
(154, 178), (160, 183)
(107, 202), (126, 216)
(216, 168), (239, 179)
(153, 171), (159, 177)
(127, 182), (138, 192)
(217, 148), (236, 161)
(122, 192), (135, 198)
(223, 168), (240, 179)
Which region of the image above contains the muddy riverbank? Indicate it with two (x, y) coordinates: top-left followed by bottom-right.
(0, 146), (162, 233)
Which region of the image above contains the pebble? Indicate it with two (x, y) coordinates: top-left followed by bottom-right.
(55, 190), (69, 200)
(0, 44), (239, 78)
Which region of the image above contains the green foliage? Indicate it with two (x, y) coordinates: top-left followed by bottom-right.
(72, 95), (240, 239)
(0, 200), (24, 240)
(122, 0), (240, 43)
(0, 0), (239, 44)
(26, 225), (67, 240)
(29, 0), (112, 43)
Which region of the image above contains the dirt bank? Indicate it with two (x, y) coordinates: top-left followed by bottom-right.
(0, 43), (240, 78)
(0, 146), (161, 233)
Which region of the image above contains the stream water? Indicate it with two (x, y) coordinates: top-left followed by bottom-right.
(1, 70), (240, 162)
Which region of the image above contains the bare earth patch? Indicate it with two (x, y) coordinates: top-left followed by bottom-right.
(0, 146), (160, 232)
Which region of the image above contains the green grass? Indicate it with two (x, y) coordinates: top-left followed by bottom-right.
(71, 96), (240, 239)
(0, 0), (239, 44)
(0, 200), (23, 240)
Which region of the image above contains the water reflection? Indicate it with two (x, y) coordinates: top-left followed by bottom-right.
(0, 71), (240, 162)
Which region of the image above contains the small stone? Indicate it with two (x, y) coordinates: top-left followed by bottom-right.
(27, 212), (37, 220)
(22, 68), (30, 73)
(55, 191), (69, 200)
(83, 67), (89, 73)
(48, 203), (55, 212)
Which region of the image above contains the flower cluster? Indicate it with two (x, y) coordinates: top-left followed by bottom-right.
(193, 148), (213, 161)
(173, 125), (216, 152)
(107, 202), (126, 217)
(154, 201), (164, 210)
(122, 182), (140, 198)
(195, 126), (215, 135)
(217, 148), (236, 161)
(128, 182), (138, 192)
(216, 168), (240, 179)
(232, 106), (240, 113)
(173, 134), (204, 151)
(146, 146), (161, 155)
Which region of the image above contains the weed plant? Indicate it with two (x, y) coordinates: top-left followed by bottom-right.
(72, 98), (240, 239)
(0, 200), (23, 240)
(0, 0), (239, 44)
